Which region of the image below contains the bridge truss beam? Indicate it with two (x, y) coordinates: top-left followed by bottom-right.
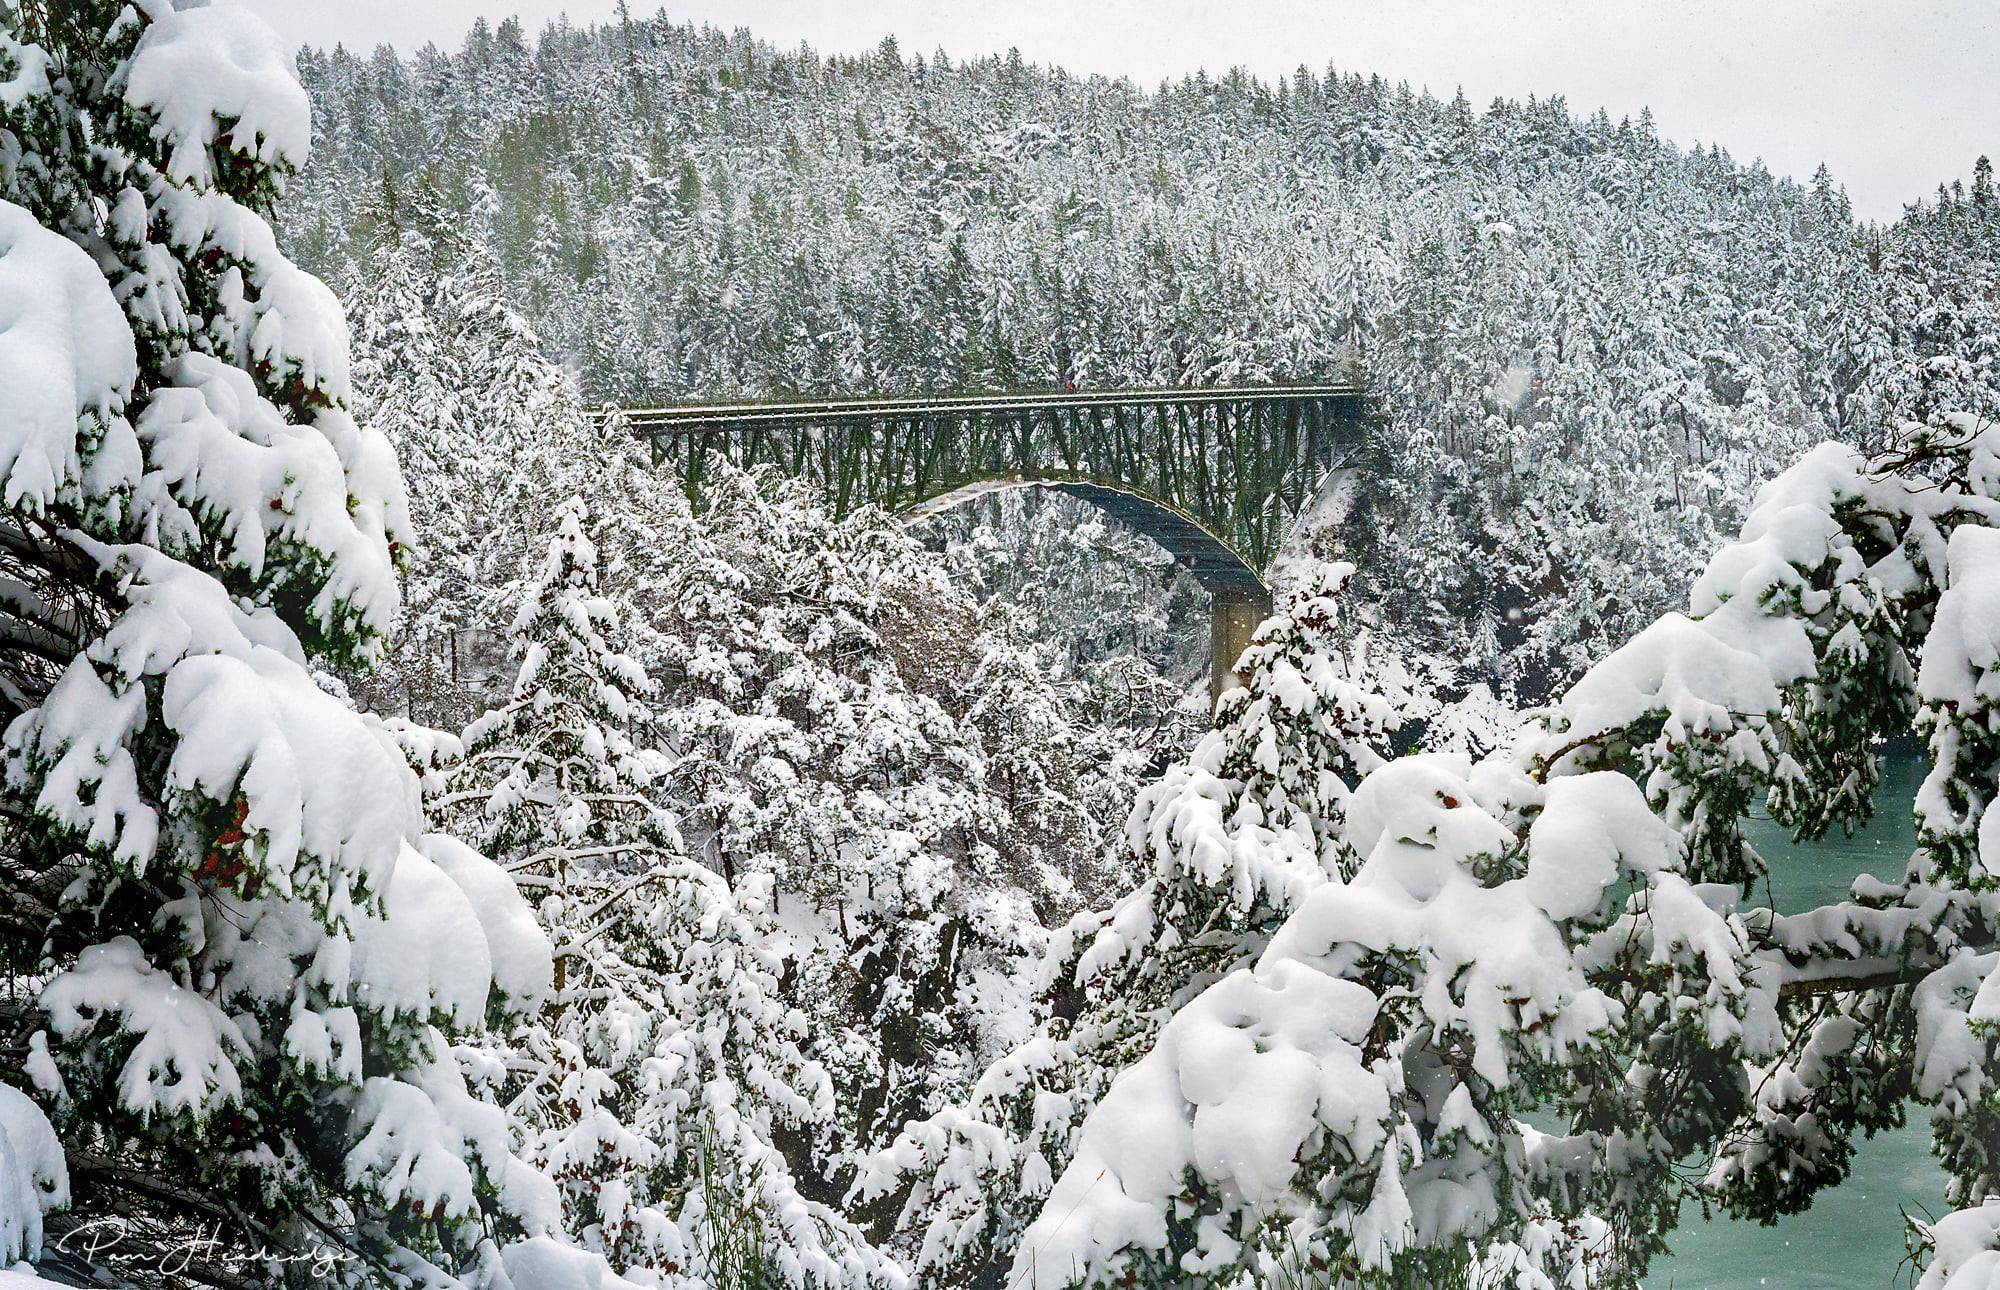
(625, 384), (1365, 577)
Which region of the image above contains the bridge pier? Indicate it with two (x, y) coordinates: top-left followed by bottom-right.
(1209, 588), (1272, 705)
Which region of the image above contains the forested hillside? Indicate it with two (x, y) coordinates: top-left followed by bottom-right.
(10, 5), (2000, 1289)
(285, 12), (1996, 699)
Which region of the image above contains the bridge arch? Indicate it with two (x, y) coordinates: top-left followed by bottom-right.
(900, 476), (1271, 700)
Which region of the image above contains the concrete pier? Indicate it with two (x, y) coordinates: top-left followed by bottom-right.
(1209, 588), (1272, 703)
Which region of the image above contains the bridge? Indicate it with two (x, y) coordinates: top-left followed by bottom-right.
(616, 384), (1368, 700)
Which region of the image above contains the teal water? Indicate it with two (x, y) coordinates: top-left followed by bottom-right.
(1647, 753), (1943, 1289)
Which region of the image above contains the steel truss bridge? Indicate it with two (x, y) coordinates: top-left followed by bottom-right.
(618, 384), (1368, 698)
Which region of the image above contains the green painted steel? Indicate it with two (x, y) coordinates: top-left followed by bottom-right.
(615, 384), (1367, 590)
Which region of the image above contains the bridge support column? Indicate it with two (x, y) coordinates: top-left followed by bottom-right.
(1209, 588), (1272, 706)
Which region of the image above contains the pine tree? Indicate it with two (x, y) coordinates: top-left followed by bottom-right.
(346, 237), (472, 723)
(631, 469), (1064, 1188)
(446, 498), (670, 940)
(1016, 402), (2000, 1290)
(345, 233), (598, 730)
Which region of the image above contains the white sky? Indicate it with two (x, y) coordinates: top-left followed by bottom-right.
(247, 0), (1997, 223)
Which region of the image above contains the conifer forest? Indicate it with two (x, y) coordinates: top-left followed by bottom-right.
(1, 3), (1998, 1288)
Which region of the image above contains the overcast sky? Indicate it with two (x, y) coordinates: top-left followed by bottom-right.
(246, 0), (1996, 223)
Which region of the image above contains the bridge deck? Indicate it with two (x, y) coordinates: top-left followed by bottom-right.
(617, 383), (1364, 433)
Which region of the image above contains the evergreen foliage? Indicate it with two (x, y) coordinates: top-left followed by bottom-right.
(441, 498), (899, 1287)
(0, 3), (579, 1283)
(8, 6), (2000, 1289)
(855, 566), (1401, 1283)
(987, 393), (2000, 1288)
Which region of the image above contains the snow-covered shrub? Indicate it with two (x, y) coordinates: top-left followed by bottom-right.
(0, 3), (578, 1281)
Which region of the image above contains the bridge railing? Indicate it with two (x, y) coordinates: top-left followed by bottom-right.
(611, 383), (1364, 433)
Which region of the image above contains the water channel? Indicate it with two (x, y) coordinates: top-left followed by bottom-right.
(1649, 753), (1943, 1288)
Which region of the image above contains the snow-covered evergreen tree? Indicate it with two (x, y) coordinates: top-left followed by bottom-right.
(445, 498), (670, 960)
(442, 498), (901, 1288)
(621, 467), (1116, 1194)
(1014, 749), (1760, 1289)
(0, 4), (577, 1283)
(346, 236), (472, 723)
(855, 565), (1401, 1283)
(345, 234), (592, 730)
(1006, 396), (2000, 1288)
